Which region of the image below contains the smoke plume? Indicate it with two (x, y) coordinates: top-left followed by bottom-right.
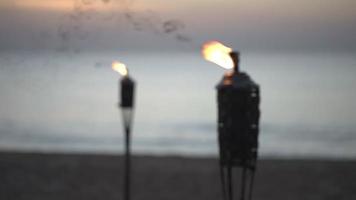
(57, 0), (191, 52)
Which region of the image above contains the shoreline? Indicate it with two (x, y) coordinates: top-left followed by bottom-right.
(1, 148), (355, 161)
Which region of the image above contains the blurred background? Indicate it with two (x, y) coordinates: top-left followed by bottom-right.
(1, 0), (356, 158)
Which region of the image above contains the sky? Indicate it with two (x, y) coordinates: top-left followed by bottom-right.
(0, 0), (356, 52)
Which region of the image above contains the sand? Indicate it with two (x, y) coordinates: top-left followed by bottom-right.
(0, 151), (355, 200)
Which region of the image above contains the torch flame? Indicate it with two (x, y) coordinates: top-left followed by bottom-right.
(112, 61), (128, 76)
(202, 41), (234, 69)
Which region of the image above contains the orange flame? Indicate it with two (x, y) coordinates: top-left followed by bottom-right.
(202, 41), (234, 69)
(112, 61), (128, 76)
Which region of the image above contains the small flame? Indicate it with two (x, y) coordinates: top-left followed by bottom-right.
(112, 61), (128, 76)
(202, 41), (234, 69)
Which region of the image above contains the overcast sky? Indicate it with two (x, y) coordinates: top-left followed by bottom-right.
(1, 0), (356, 52)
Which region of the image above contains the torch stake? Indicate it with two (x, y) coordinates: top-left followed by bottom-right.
(228, 165), (233, 200)
(124, 127), (131, 200)
(248, 170), (255, 200)
(240, 167), (246, 200)
(220, 165), (227, 200)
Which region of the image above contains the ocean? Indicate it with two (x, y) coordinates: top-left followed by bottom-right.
(1, 51), (356, 158)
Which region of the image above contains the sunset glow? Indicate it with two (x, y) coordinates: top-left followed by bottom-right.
(12, 0), (163, 12)
(14, 0), (74, 11)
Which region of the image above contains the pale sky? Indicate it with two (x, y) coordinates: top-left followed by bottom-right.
(1, 0), (356, 52)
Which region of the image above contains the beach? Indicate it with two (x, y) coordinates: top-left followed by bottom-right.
(0, 151), (355, 200)
(1, 1), (356, 200)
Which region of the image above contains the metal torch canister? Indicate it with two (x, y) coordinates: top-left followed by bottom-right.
(120, 76), (135, 108)
(216, 52), (260, 170)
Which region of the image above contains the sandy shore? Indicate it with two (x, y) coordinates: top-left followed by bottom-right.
(0, 151), (355, 200)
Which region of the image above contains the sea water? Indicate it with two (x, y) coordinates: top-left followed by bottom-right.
(0, 51), (356, 158)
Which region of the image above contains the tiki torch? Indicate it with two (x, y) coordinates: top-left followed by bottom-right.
(202, 41), (260, 200)
(112, 61), (135, 200)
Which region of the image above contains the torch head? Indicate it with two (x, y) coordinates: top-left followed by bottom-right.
(120, 76), (135, 132)
(120, 76), (135, 108)
(216, 71), (260, 170)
